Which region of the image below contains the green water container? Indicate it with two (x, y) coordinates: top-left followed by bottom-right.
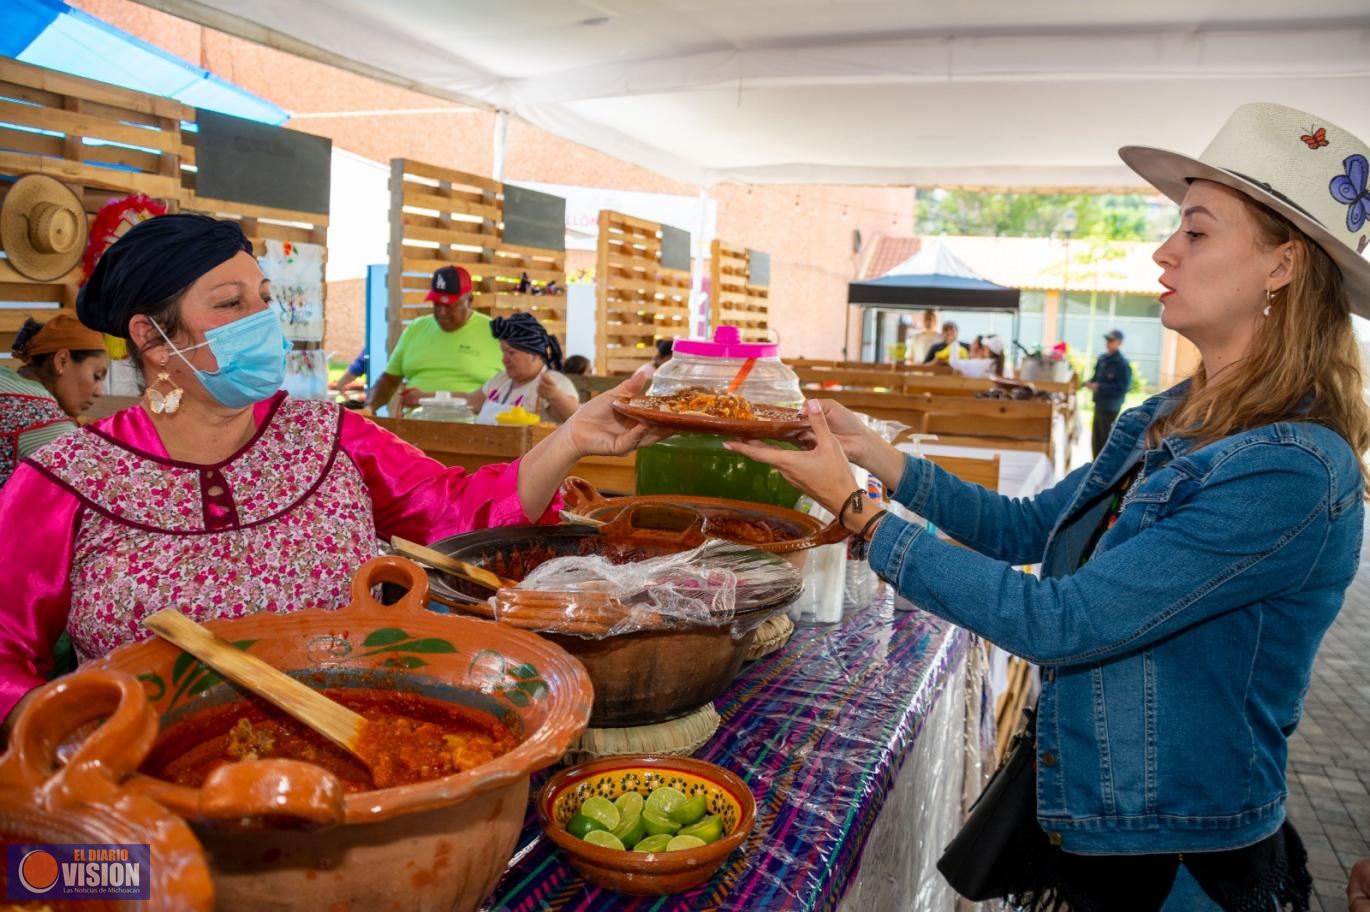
(634, 326), (804, 507)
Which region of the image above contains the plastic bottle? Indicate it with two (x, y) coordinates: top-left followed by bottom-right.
(789, 497), (847, 625)
(635, 325), (806, 507)
(411, 390), (475, 423)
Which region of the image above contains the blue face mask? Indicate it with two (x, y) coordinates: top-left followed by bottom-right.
(154, 309), (289, 409)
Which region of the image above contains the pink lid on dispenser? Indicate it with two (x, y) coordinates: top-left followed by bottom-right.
(672, 325), (777, 359)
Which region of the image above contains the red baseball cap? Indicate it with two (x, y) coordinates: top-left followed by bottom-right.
(425, 265), (473, 305)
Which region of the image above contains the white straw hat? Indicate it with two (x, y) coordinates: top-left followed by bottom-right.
(1120, 103), (1370, 318)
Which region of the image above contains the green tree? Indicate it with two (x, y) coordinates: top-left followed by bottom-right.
(914, 190), (1175, 241)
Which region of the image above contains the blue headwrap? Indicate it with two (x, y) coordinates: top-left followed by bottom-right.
(491, 312), (563, 372)
(77, 214), (253, 338)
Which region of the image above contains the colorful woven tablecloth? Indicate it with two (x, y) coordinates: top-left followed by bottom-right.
(482, 592), (970, 912)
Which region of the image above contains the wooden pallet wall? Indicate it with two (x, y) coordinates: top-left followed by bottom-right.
(0, 58), (332, 362)
(709, 239), (769, 341)
(386, 158), (566, 356)
(180, 130), (328, 259)
(0, 58), (186, 358)
(595, 210), (691, 374)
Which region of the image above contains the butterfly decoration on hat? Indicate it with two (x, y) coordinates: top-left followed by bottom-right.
(1330, 154), (1370, 233)
(1300, 126), (1329, 150)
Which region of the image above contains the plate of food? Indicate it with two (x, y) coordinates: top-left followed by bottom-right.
(612, 387), (808, 438)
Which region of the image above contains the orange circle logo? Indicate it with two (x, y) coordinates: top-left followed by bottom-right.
(18, 849), (59, 892)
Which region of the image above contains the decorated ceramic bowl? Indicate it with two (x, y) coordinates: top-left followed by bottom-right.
(0, 669), (214, 911)
(91, 555), (593, 912)
(537, 754), (756, 896)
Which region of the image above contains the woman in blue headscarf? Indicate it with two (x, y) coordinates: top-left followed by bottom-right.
(0, 215), (662, 729)
(469, 312), (580, 425)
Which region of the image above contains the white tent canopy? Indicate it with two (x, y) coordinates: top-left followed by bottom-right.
(882, 240), (986, 281)
(138, 0), (1370, 189)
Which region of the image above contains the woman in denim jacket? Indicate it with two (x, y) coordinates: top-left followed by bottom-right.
(732, 104), (1370, 910)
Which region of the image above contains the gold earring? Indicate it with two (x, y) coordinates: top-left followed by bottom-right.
(1263, 289), (1273, 317)
(146, 356), (183, 415)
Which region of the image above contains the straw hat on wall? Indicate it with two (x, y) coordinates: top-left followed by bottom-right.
(0, 174), (89, 282)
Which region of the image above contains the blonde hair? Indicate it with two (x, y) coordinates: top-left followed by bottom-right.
(1146, 195), (1370, 486)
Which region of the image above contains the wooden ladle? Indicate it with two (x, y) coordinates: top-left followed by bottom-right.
(142, 610), (370, 766)
(390, 536), (517, 591)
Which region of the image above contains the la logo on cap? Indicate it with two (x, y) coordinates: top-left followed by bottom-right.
(435, 273), (447, 290)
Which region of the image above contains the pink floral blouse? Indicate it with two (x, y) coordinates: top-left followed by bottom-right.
(0, 392), (557, 717)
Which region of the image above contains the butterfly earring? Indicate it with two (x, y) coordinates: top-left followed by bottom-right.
(146, 356), (183, 415)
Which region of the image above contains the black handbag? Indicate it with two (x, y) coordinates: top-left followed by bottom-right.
(936, 704), (1051, 901)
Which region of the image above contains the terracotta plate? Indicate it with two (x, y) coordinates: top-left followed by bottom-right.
(612, 396), (808, 439)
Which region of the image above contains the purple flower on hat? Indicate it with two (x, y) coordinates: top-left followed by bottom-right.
(1329, 154), (1370, 232)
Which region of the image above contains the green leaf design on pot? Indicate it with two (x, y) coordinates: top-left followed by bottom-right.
(138, 672), (166, 702)
(356, 629), (457, 657)
(171, 650), (197, 687)
(515, 679), (548, 698)
(363, 627), (412, 647)
(469, 651), (548, 707)
(187, 670), (225, 697)
(381, 656), (428, 669)
(167, 640), (256, 710)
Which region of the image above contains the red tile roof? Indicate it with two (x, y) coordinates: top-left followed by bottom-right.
(859, 235), (920, 279)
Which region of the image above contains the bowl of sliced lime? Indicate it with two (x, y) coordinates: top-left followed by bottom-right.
(537, 754), (756, 896)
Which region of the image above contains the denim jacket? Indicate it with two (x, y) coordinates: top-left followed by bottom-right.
(869, 383), (1364, 854)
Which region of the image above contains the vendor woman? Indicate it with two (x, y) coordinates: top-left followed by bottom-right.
(0, 214), (662, 726)
(0, 314), (108, 487)
(468, 312), (580, 424)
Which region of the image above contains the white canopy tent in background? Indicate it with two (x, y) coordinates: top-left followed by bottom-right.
(131, 0), (1369, 190)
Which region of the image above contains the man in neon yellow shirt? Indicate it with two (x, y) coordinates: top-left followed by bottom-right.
(367, 265), (503, 412)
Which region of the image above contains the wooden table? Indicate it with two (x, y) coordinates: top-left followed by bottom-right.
(370, 416), (639, 495)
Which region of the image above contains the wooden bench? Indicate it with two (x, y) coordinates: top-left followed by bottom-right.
(568, 374), (624, 403)
(370, 417), (533, 471)
(924, 453), (1001, 492)
(371, 416), (639, 495)
(796, 366), (991, 395)
(821, 389), (1056, 460)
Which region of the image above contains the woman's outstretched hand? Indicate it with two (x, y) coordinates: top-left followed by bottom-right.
(562, 368), (668, 458)
(518, 368), (667, 522)
(725, 400), (862, 519)
(793, 399), (880, 467)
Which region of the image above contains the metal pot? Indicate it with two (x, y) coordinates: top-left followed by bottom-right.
(91, 556), (592, 912)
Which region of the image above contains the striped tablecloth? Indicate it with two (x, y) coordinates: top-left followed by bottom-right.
(482, 594), (970, 912)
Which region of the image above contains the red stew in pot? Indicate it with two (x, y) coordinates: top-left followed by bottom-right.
(142, 690), (518, 792)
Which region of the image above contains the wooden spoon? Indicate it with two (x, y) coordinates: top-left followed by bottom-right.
(390, 536), (517, 590)
(142, 610), (369, 764)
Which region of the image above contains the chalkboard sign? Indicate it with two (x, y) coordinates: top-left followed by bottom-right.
(660, 225), (691, 271)
(502, 184), (566, 251)
(195, 111), (331, 215)
(747, 249), (771, 286)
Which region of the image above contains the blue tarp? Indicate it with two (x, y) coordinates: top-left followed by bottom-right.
(1, 0), (287, 125)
